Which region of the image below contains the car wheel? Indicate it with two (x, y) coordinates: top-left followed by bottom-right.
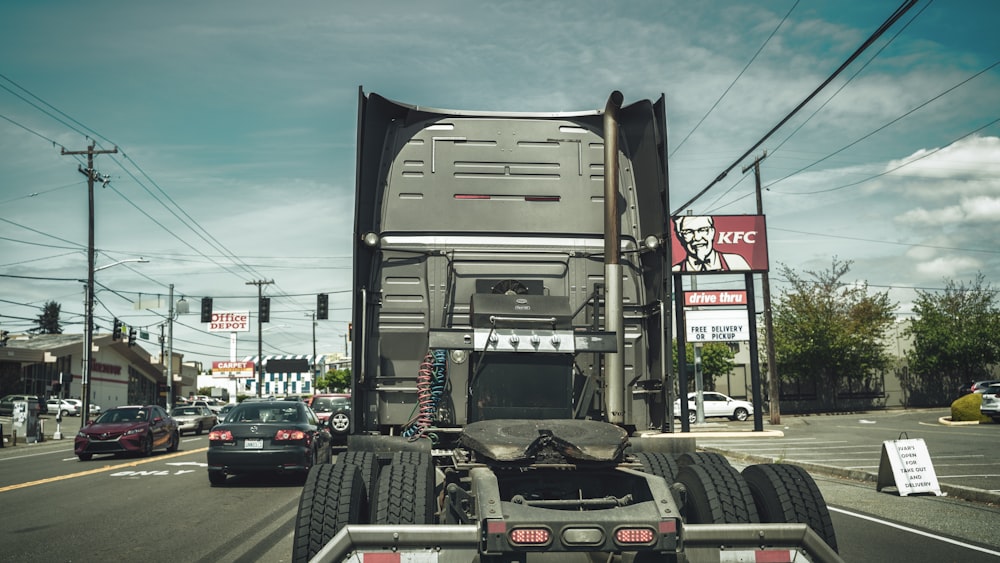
(167, 430), (180, 452)
(195, 422), (203, 436)
(141, 433), (153, 457)
(732, 407), (749, 422)
(78, 453), (93, 461)
(61, 409), (70, 417)
(329, 410), (351, 434)
(208, 470), (227, 486)
(688, 410), (697, 424)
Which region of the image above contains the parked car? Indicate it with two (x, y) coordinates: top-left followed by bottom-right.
(0, 394), (43, 417)
(74, 405), (179, 461)
(171, 405), (218, 435)
(46, 398), (79, 417)
(673, 391), (754, 423)
(980, 384), (1000, 423)
(64, 399), (102, 417)
(959, 380), (1000, 396)
(206, 399), (332, 486)
(305, 393), (351, 446)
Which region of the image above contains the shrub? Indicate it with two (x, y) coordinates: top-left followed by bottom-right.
(950, 393), (990, 423)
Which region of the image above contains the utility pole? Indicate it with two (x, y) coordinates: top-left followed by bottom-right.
(63, 142), (117, 422)
(246, 279), (274, 397)
(742, 150), (780, 425)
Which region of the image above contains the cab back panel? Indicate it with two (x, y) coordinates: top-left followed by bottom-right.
(353, 91), (670, 433)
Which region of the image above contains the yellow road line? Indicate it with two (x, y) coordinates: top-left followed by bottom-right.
(0, 447), (208, 493)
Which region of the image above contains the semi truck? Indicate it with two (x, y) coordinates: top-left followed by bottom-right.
(292, 89), (842, 563)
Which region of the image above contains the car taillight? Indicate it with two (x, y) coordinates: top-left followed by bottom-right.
(274, 429), (307, 441)
(209, 429), (233, 441)
(509, 527), (551, 546)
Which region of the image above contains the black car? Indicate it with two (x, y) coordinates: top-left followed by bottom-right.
(206, 400), (332, 485)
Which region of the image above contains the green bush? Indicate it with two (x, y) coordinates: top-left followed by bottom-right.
(950, 393), (990, 423)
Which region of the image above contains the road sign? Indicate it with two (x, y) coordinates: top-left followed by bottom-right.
(685, 309), (749, 342)
(877, 437), (942, 496)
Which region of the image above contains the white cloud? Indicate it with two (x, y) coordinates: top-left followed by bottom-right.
(915, 255), (983, 277)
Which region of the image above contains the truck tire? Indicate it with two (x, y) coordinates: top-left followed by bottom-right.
(633, 452), (679, 484)
(338, 450), (380, 503)
(373, 454), (435, 525)
(742, 463), (838, 552)
(292, 462), (368, 563)
(677, 451), (731, 467)
(675, 464), (759, 524)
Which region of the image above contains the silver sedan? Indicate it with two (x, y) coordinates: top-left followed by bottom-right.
(171, 405), (218, 435)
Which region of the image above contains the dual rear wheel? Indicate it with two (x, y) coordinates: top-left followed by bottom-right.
(291, 451), (435, 563)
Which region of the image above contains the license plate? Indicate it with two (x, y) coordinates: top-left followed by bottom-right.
(244, 439), (263, 449)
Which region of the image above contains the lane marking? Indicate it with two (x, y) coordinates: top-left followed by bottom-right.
(0, 447), (207, 494)
(830, 506), (1000, 557)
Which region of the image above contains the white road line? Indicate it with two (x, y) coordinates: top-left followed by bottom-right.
(830, 506), (1000, 557)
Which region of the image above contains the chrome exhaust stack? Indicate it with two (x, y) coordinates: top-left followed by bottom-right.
(603, 91), (625, 424)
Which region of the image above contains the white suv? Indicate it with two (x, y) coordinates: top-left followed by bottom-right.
(980, 384), (1000, 423)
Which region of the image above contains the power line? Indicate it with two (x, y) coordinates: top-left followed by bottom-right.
(670, 0), (800, 158)
(672, 0), (920, 216)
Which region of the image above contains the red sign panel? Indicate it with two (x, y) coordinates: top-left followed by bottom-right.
(685, 290), (747, 307)
(212, 361), (254, 373)
(670, 215), (768, 273)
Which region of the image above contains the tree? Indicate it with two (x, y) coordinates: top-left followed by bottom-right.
(316, 368), (351, 392)
(771, 258), (895, 407)
(673, 341), (736, 392)
(905, 273), (1000, 403)
(32, 300), (63, 334)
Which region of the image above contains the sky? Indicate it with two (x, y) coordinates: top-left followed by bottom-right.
(1, 0), (998, 371)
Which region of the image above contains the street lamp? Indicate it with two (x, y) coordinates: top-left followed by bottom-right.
(82, 257), (148, 421)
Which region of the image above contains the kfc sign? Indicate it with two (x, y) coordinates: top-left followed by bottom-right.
(208, 311), (250, 332)
(670, 215), (769, 273)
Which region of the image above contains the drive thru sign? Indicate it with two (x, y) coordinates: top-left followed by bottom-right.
(685, 309), (749, 342)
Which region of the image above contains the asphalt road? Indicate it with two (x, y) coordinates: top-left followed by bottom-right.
(0, 410), (998, 562)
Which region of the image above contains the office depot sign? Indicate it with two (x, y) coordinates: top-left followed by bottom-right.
(208, 311), (250, 332)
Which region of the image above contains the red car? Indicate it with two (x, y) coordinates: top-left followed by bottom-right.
(75, 405), (179, 461)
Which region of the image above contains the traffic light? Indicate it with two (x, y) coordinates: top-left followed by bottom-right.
(112, 318), (122, 340)
(317, 293), (329, 320)
(348, 322), (352, 342)
(200, 298), (213, 323)
(0, 329), (9, 347)
(128, 328), (137, 346)
(259, 297), (271, 323)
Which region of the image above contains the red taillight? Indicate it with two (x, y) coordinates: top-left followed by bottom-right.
(274, 429), (307, 441)
(509, 527), (551, 545)
(209, 429), (233, 441)
(614, 527), (656, 545)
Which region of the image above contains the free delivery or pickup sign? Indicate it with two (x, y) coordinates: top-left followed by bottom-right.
(685, 309), (749, 342)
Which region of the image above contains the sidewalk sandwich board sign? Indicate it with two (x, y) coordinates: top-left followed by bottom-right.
(876, 437), (942, 496)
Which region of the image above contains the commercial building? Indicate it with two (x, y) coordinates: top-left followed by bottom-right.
(0, 332), (196, 409)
